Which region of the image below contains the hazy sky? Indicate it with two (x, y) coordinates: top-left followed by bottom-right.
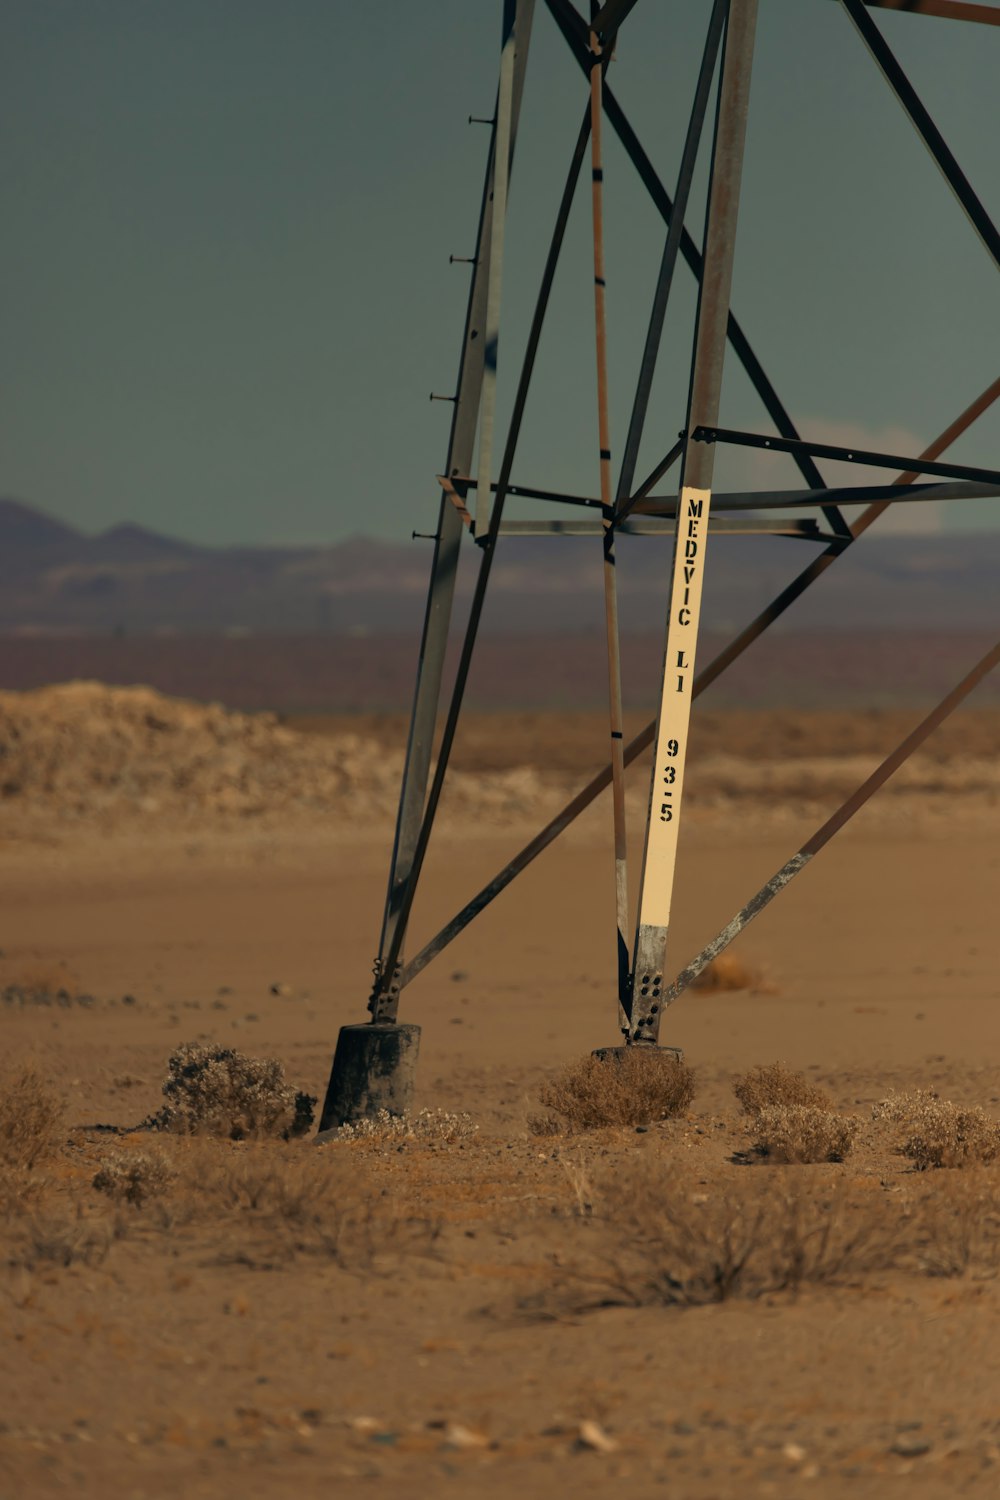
(4, 1), (999, 545)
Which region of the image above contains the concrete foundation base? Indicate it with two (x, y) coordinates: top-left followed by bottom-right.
(316, 1022), (421, 1136)
(592, 1043), (685, 1065)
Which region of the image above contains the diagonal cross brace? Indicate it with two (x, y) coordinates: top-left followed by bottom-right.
(396, 372), (1000, 993)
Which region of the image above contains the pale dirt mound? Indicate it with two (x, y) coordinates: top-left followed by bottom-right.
(1, 683), (996, 837)
(691, 751), (1000, 807)
(0, 682), (554, 829)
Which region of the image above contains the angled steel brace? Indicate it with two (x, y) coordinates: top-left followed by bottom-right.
(839, 0), (1000, 21)
(840, 0), (1000, 271)
(666, 638), (1000, 1003)
(590, 0), (642, 44)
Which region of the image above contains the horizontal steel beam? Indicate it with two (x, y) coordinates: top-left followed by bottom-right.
(591, 0), (1000, 31)
(833, 0), (1000, 23)
(589, 0), (1000, 33)
(495, 516), (833, 538)
(693, 426), (1000, 487)
(634, 479), (1000, 514)
(455, 473), (1000, 516)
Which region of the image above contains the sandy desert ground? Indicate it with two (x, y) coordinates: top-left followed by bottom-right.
(1, 685), (1000, 1499)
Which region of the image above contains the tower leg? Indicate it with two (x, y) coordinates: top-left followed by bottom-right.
(628, 0), (759, 1045)
(317, 1024), (421, 1135)
(371, 0), (536, 1023)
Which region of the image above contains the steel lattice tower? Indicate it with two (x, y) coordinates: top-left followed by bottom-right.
(319, 0), (999, 1130)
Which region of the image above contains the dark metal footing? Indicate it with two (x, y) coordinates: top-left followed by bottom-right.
(592, 1043), (684, 1065)
(316, 1023), (421, 1135)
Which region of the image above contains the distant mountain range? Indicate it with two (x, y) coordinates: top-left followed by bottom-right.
(0, 495), (997, 636)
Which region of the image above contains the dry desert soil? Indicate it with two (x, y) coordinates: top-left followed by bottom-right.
(2, 685), (1000, 1500)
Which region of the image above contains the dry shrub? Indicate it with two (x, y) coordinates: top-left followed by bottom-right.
(93, 1149), (173, 1206)
(190, 1147), (331, 1218)
(167, 1144), (439, 1269)
(691, 953), (765, 994)
(149, 1044), (315, 1140)
(532, 1050), (696, 1133)
(732, 1063), (830, 1116)
(871, 1087), (936, 1124)
(540, 1165), (902, 1310)
(749, 1104), (859, 1164)
(0, 1066), (65, 1170)
(873, 1091), (1000, 1170)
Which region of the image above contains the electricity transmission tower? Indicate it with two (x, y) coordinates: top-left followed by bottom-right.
(319, 0), (999, 1129)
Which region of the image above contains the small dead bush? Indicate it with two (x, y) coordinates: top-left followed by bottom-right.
(732, 1063), (831, 1116)
(874, 1092), (1000, 1170)
(532, 1050), (696, 1133)
(0, 1067), (65, 1170)
(691, 953), (766, 994)
(538, 1166), (902, 1311)
(93, 1149), (173, 1206)
(749, 1104), (859, 1164)
(149, 1044), (316, 1140)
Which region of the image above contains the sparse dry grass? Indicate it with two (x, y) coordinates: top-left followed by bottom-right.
(531, 1049), (696, 1133)
(149, 1044), (316, 1140)
(873, 1091), (1000, 1169)
(0, 1164), (45, 1220)
(733, 1063), (831, 1116)
(903, 1171), (1000, 1276)
(749, 1104), (860, 1164)
(5, 1209), (113, 1271)
(3, 1121), (440, 1278)
(0, 1066), (65, 1170)
(161, 1143), (440, 1268)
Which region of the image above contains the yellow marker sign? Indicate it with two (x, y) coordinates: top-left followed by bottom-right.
(637, 485), (712, 932)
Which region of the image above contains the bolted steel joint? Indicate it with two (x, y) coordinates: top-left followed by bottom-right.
(627, 965), (664, 1044)
(368, 958), (402, 1023)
